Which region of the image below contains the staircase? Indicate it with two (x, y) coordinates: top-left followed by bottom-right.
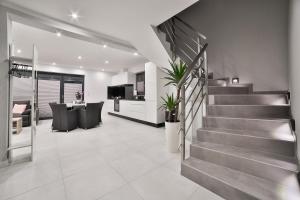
(157, 16), (300, 200)
(182, 77), (300, 200)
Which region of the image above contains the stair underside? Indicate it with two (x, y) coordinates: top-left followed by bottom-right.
(182, 158), (300, 200)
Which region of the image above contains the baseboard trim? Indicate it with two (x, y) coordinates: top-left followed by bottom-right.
(108, 112), (165, 128)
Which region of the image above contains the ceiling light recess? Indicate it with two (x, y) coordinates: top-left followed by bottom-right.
(78, 56), (82, 60)
(70, 12), (79, 20)
(56, 32), (61, 37)
(133, 52), (138, 56)
(105, 61), (109, 64)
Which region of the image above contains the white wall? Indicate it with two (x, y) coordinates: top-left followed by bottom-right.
(289, 0), (300, 157)
(37, 65), (114, 112)
(178, 0), (289, 91)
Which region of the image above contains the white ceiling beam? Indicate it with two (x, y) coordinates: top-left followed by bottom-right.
(0, 1), (137, 52)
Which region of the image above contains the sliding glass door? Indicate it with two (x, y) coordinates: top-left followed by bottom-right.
(37, 72), (84, 119)
(38, 79), (61, 118)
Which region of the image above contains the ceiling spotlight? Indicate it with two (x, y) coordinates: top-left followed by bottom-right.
(52, 62), (56, 66)
(103, 44), (107, 48)
(133, 52), (139, 56)
(105, 60), (109, 64)
(71, 12), (79, 20)
(56, 32), (62, 37)
(17, 49), (22, 54)
(78, 56), (82, 60)
(102, 69), (105, 71)
(79, 66), (83, 69)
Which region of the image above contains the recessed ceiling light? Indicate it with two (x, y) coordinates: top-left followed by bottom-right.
(103, 44), (107, 48)
(17, 49), (22, 54)
(133, 52), (139, 56)
(78, 56), (82, 60)
(70, 12), (79, 20)
(52, 62), (56, 66)
(102, 69), (105, 71)
(79, 66), (83, 69)
(56, 32), (61, 37)
(105, 60), (109, 64)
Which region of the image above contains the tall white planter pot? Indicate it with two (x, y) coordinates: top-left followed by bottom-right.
(165, 122), (180, 153)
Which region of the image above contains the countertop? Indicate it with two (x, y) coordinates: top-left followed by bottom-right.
(108, 99), (145, 101)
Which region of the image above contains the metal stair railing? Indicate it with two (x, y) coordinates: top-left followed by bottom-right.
(158, 17), (208, 161)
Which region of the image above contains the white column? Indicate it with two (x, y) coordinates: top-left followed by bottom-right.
(0, 6), (12, 162)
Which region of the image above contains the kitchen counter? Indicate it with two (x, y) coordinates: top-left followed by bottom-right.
(106, 99), (164, 127)
(108, 98), (145, 101)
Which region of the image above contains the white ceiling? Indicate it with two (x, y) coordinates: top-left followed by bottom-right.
(4, 0), (198, 68)
(12, 22), (148, 71)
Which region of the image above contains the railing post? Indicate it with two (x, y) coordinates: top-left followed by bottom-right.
(180, 85), (186, 161)
(203, 50), (208, 117)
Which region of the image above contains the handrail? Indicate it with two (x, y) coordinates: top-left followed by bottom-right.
(158, 15), (208, 162)
(174, 16), (207, 40)
(178, 43), (208, 89)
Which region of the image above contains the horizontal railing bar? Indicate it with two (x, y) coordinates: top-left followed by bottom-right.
(185, 84), (204, 121)
(174, 16), (207, 40)
(178, 43), (208, 89)
(185, 93), (206, 136)
(163, 23), (175, 46)
(172, 23), (201, 46)
(186, 77), (202, 104)
(165, 22), (198, 55)
(178, 48), (194, 62)
(185, 75), (195, 90)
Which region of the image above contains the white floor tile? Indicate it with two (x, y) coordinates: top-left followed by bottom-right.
(99, 185), (143, 200)
(7, 180), (66, 200)
(0, 162), (62, 200)
(60, 151), (106, 178)
(188, 186), (225, 200)
(131, 166), (198, 200)
(110, 152), (158, 181)
(64, 165), (126, 200)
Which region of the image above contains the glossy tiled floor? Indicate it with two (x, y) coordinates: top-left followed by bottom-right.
(0, 114), (224, 200)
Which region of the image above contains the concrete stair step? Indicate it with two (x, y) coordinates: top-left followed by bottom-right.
(208, 84), (253, 94)
(208, 78), (230, 86)
(209, 94), (289, 105)
(190, 141), (298, 183)
(181, 158), (300, 200)
(200, 127), (295, 142)
(203, 117), (292, 134)
(207, 105), (291, 119)
(197, 127), (295, 157)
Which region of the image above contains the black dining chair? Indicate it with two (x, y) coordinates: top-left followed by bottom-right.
(98, 101), (104, 123)
(78, 103), (100, 129)
(49, 103), (78, 132)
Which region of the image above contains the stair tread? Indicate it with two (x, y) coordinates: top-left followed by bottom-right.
(208, 104), (290, 107)
(183, 157), (300, 200)
(199, 127), (294, 142)
(205, 116), (291, 122)
(191, 141), (298, 172)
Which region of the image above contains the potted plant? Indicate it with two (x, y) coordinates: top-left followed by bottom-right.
(161, 60), (187, 153)
(75, 91), (82, 104)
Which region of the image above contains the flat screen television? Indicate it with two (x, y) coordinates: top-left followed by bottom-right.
(107, 84), (133, 99)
